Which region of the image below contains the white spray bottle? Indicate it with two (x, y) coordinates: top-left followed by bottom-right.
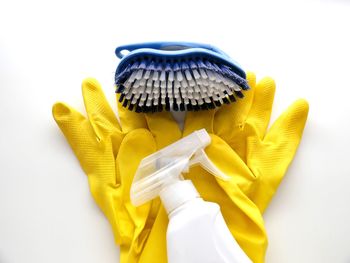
(130, 129), (252, 263)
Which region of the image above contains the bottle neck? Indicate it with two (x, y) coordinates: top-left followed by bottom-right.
(159, 180), (200, 215)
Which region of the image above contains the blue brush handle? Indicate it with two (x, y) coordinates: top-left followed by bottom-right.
(115, 42), (229, 59)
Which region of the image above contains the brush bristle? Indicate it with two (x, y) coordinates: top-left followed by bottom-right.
(115, 58), (249, 112)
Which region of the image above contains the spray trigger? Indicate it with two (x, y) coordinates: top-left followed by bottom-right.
(130, 129), (230, 207)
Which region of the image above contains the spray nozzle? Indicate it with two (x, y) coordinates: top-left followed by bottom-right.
(130, 129), (229, 207)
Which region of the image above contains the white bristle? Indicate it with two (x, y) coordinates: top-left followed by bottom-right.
(135, 69), (144, 80)
(160, 70), (166, 81)
(206, 69), (216, 81)
(146, 99), (152, 107)
(132, 79), (141, 90)
(193, 92), (200, 100)
(201, 78), (209, 87)
(168, 71), (174, 82)
(207, 86), (214, 95)
(181, 78), (188, 88)
(152, 71), (159, 81)
(123, 82), (132, 93)
(188, 79), (196, 87)
(217, 88), (226, 99)
(141, 92), (147, 101)
(144, 70), (151, 79)
(213, 94), (220, 101)
(126, 70), (138, 84)
(161, 84), (166, 98)
(176, 71), (183, 82)
(223, 85), (233, 96)
(232, 83), (241, 92)
(197, 97), (204, 105)
(214, 72), (223, 83)
(174, 78), (181, 89)
(118, 60), (247, 111)
(185, 70), (192, 81)
(187, 92), (194, 99)
(161, 80), (167, 89)
(199, 68), (208, 79)
(182, 98), (188, 105)
(202, 86), (208, 93)
(204, 95), (211, 103)
(223, 76), (231, 87)
(154, 80), (160, 88)
(192, 69), (200, 79)
(139, 77), (146, 87)
(153, 90), (160, 98)
(125, 89), (133, 100)
(146, 78), (153, 89)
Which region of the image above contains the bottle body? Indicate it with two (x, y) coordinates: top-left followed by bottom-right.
(166, 197), (252, 263)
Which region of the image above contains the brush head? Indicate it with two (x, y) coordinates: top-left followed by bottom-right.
(115, 42), (249, 113)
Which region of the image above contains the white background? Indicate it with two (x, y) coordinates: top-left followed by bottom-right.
(1, 0), (350, 262)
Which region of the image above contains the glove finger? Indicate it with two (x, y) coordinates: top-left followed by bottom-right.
(213, 71), (256, 141)
(114, 129), (158, 244)
(188, 135), (267, 262)
(216, 178), (267, 263)
(117, 94), (148, 133)
(82, 78), (122, 140)
(246, 77), (276, 139)
(52, 102), (98, 163)
(145, 112), (182, 148)
(183, 109), (217, 137)
(205, 134), (257, 193)
(264, 99), (309, 145)
(247, 99), (309, 213)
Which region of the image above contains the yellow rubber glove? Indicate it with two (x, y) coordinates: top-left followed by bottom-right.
(212, 72), (309, 212)
(52, 79), (181, 263)
(53, 78), (268, 263)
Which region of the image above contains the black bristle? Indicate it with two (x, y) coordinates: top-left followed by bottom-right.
(208, 101), (216, 109)
(214, 100), (222, 107)
(128, 103), (135, 111)
(151, 105), (157, 113)
(193, 105), (200, 111)
(142, 105), (149, 113)
(122, 99), (129, 108)
(118, 93), (125, 103)
(234, 91), (244, 98)
(223, 97), (230, 104)
(187, 103), (193, 111)
(135, 105), (142, 113)
(158, 103), (163, 112)
(165, 98), (171, 111)
(200, 104), (208, 110)
(116, 84), (125, 94)
(180, 103), (185, 111)
(229, 94), (236, 102)
(173, 103), (179, 111)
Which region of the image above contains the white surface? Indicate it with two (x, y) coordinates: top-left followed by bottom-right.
(1, 0), (350, 262)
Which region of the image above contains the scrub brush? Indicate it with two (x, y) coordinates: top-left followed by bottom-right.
(114, 42), (249, 113)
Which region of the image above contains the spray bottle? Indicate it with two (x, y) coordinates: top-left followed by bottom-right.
(130, 129), (252, 263)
